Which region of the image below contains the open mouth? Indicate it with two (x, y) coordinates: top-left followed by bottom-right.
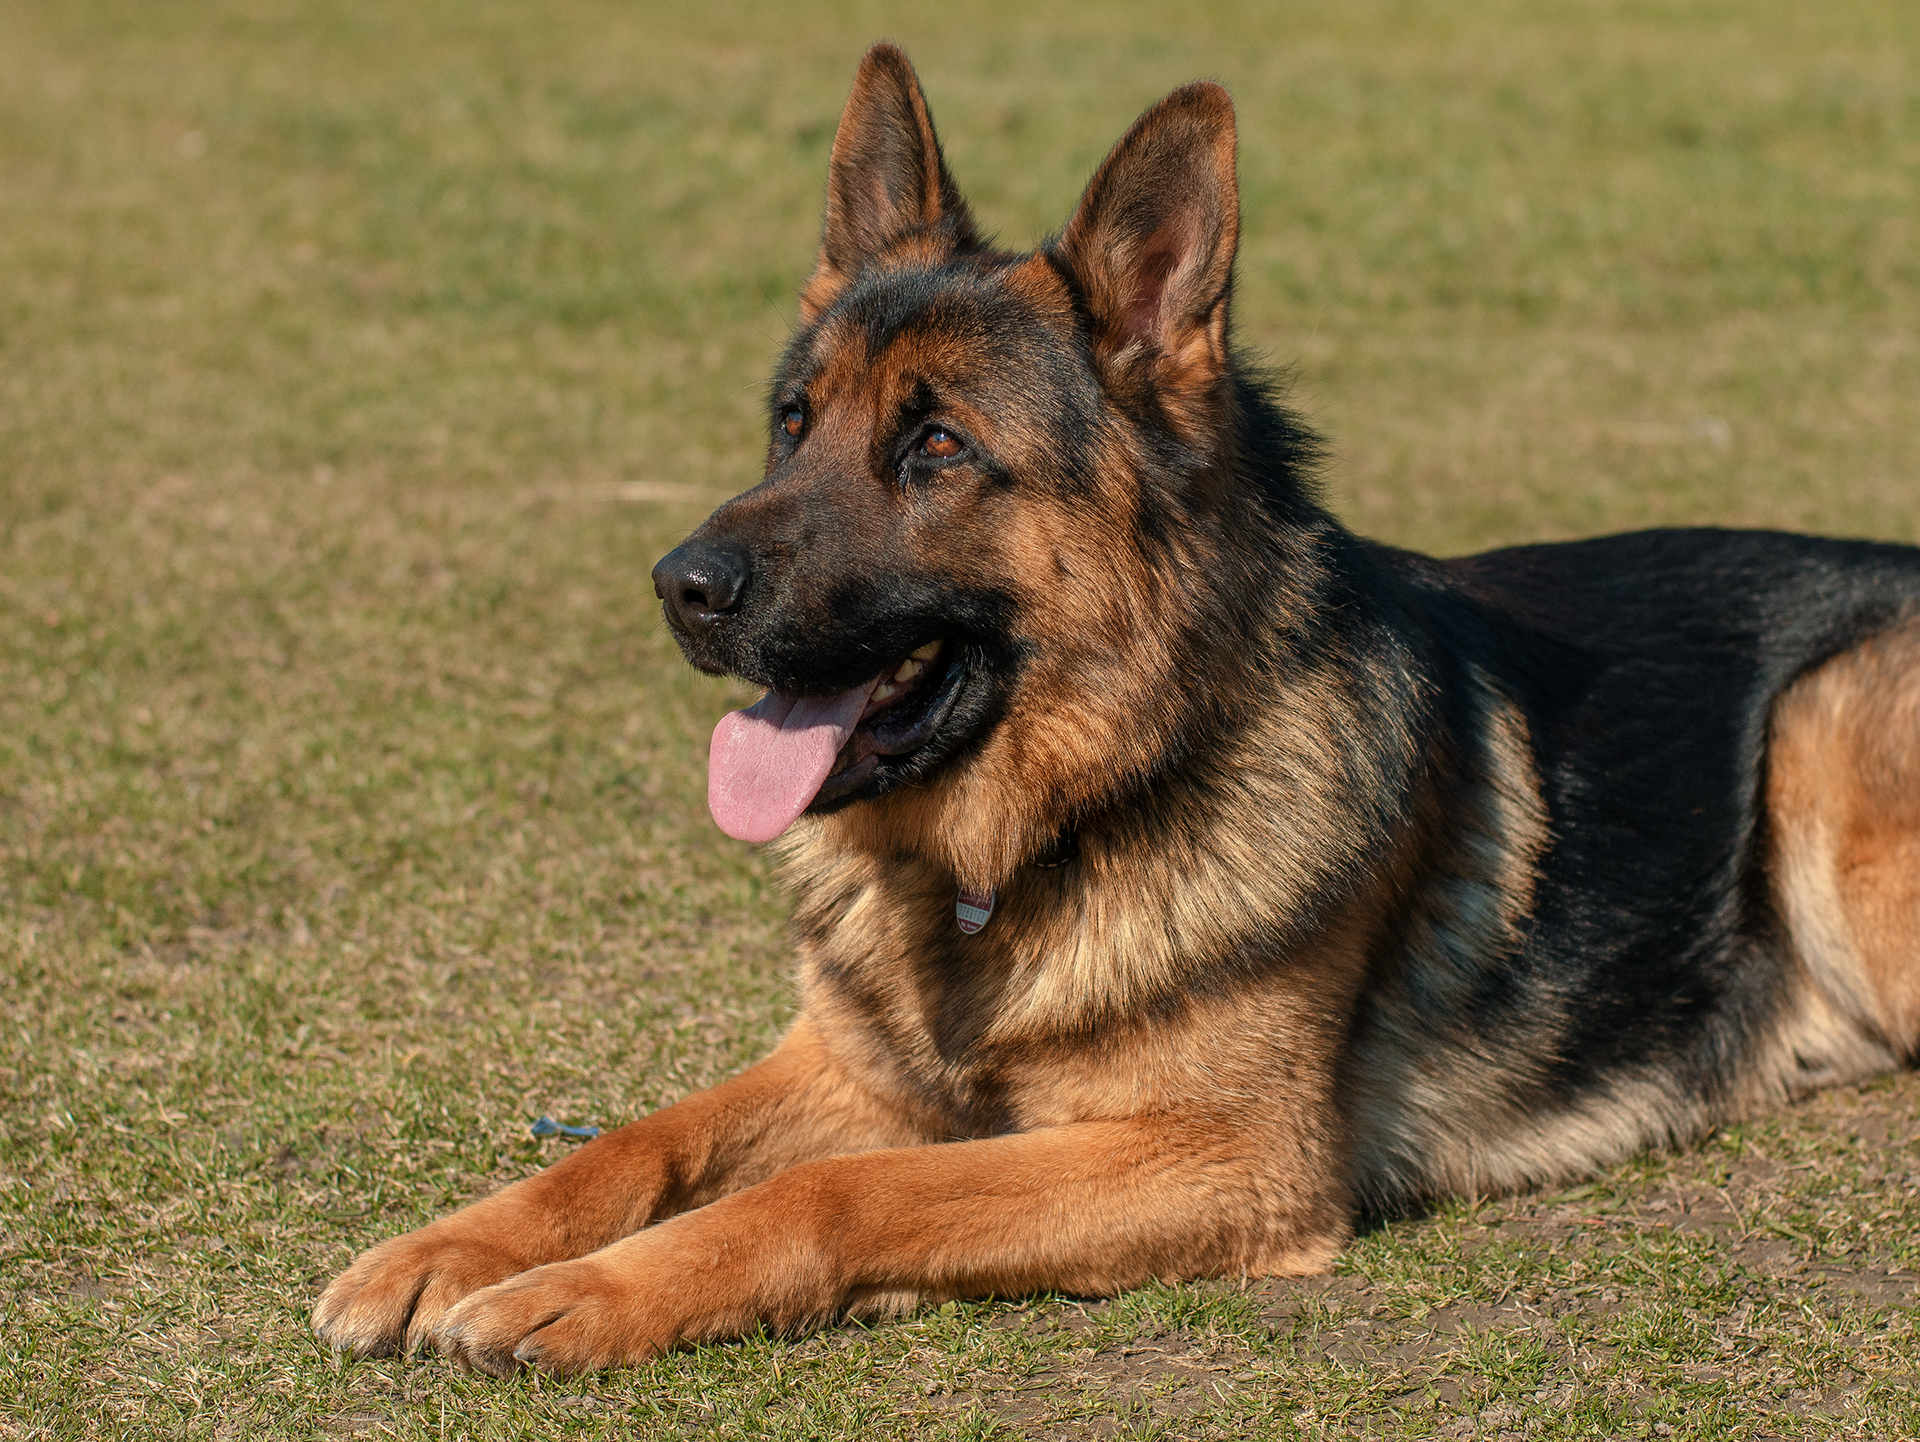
(706, 640), (968, 842)
(816, 640), (966, 803)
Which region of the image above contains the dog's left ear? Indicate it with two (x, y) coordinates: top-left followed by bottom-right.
(1054, 82), (1239, 403)
(801, 44), (980, 321)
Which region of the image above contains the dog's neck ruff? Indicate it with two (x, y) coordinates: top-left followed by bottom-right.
(952, 829), (1076, 934)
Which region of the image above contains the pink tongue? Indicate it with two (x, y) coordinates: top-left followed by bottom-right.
(708, 676), (882, 842)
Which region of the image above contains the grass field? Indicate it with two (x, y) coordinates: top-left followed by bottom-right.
(3, 1), (1919, 1437)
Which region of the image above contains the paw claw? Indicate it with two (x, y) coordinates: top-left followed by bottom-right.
(312, 1230), (531, 1361)
(420, 1261), (650, 1375)
(435, 1322), (523, 1377)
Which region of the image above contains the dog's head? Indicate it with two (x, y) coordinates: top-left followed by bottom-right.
(654, 44), (1318, 887)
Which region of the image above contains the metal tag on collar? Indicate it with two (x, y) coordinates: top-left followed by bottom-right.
(955, 887), (996, 935)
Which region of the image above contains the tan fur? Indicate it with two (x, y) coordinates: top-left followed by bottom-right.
(1767, 620), (1920, 1061)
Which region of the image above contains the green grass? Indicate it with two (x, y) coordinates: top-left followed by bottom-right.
(2, 0), (1918, 1436)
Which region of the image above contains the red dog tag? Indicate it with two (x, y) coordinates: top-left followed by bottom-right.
(955, 888), (995, 934)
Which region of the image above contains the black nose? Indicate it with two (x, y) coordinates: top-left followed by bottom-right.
(652, 541), (751, 635)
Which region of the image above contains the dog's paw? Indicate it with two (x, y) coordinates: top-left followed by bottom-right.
(312, 1228), (530, 1359)
(430, 1259), (668, 1376)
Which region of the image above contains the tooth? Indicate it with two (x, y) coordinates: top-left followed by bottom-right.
(872, 681), (898, 700)
(911, 641), (941, 661)
(893, 658), (924, 683)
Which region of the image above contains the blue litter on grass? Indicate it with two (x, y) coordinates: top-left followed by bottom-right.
(530, 1116), (600, 1140)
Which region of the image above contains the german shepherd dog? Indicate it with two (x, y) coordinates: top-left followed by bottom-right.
(314, 44), (1920, 1374)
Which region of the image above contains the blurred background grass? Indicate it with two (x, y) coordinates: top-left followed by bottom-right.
(1, 1), (1916, 1437)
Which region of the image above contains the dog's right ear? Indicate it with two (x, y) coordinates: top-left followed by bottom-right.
(800, 44), (979, 321)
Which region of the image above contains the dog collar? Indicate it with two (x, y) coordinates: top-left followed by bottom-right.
(954, 829), (1078, 933)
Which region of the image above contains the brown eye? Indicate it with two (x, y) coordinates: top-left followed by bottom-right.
(921, 429), (962, 459)
(781, 408), (804, 438)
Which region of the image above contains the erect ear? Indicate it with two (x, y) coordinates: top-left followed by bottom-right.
(800, 43), (980, 321)
(1053, 82), (1240, 399)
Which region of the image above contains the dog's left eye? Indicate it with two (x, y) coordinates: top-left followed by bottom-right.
(781, 408), (805, 438)
(920, 430), (962, 459)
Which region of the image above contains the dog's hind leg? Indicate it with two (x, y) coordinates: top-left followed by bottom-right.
(311, 1014), (929, 1358)
(1768, 620), (1920, 1065)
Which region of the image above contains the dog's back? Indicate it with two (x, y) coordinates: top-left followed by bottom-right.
(1344, 529), (1920, 1211)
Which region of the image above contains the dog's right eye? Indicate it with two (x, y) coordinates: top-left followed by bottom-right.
(781, 408), (805, 438)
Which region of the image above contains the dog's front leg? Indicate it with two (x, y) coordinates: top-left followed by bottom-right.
(430, 1113), (1351, 1374)
(312, 1016), (923, 1357)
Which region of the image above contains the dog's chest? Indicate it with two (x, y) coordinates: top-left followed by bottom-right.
(794, 880), (1081, 1132)
(792, 860), (1342, 1138)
